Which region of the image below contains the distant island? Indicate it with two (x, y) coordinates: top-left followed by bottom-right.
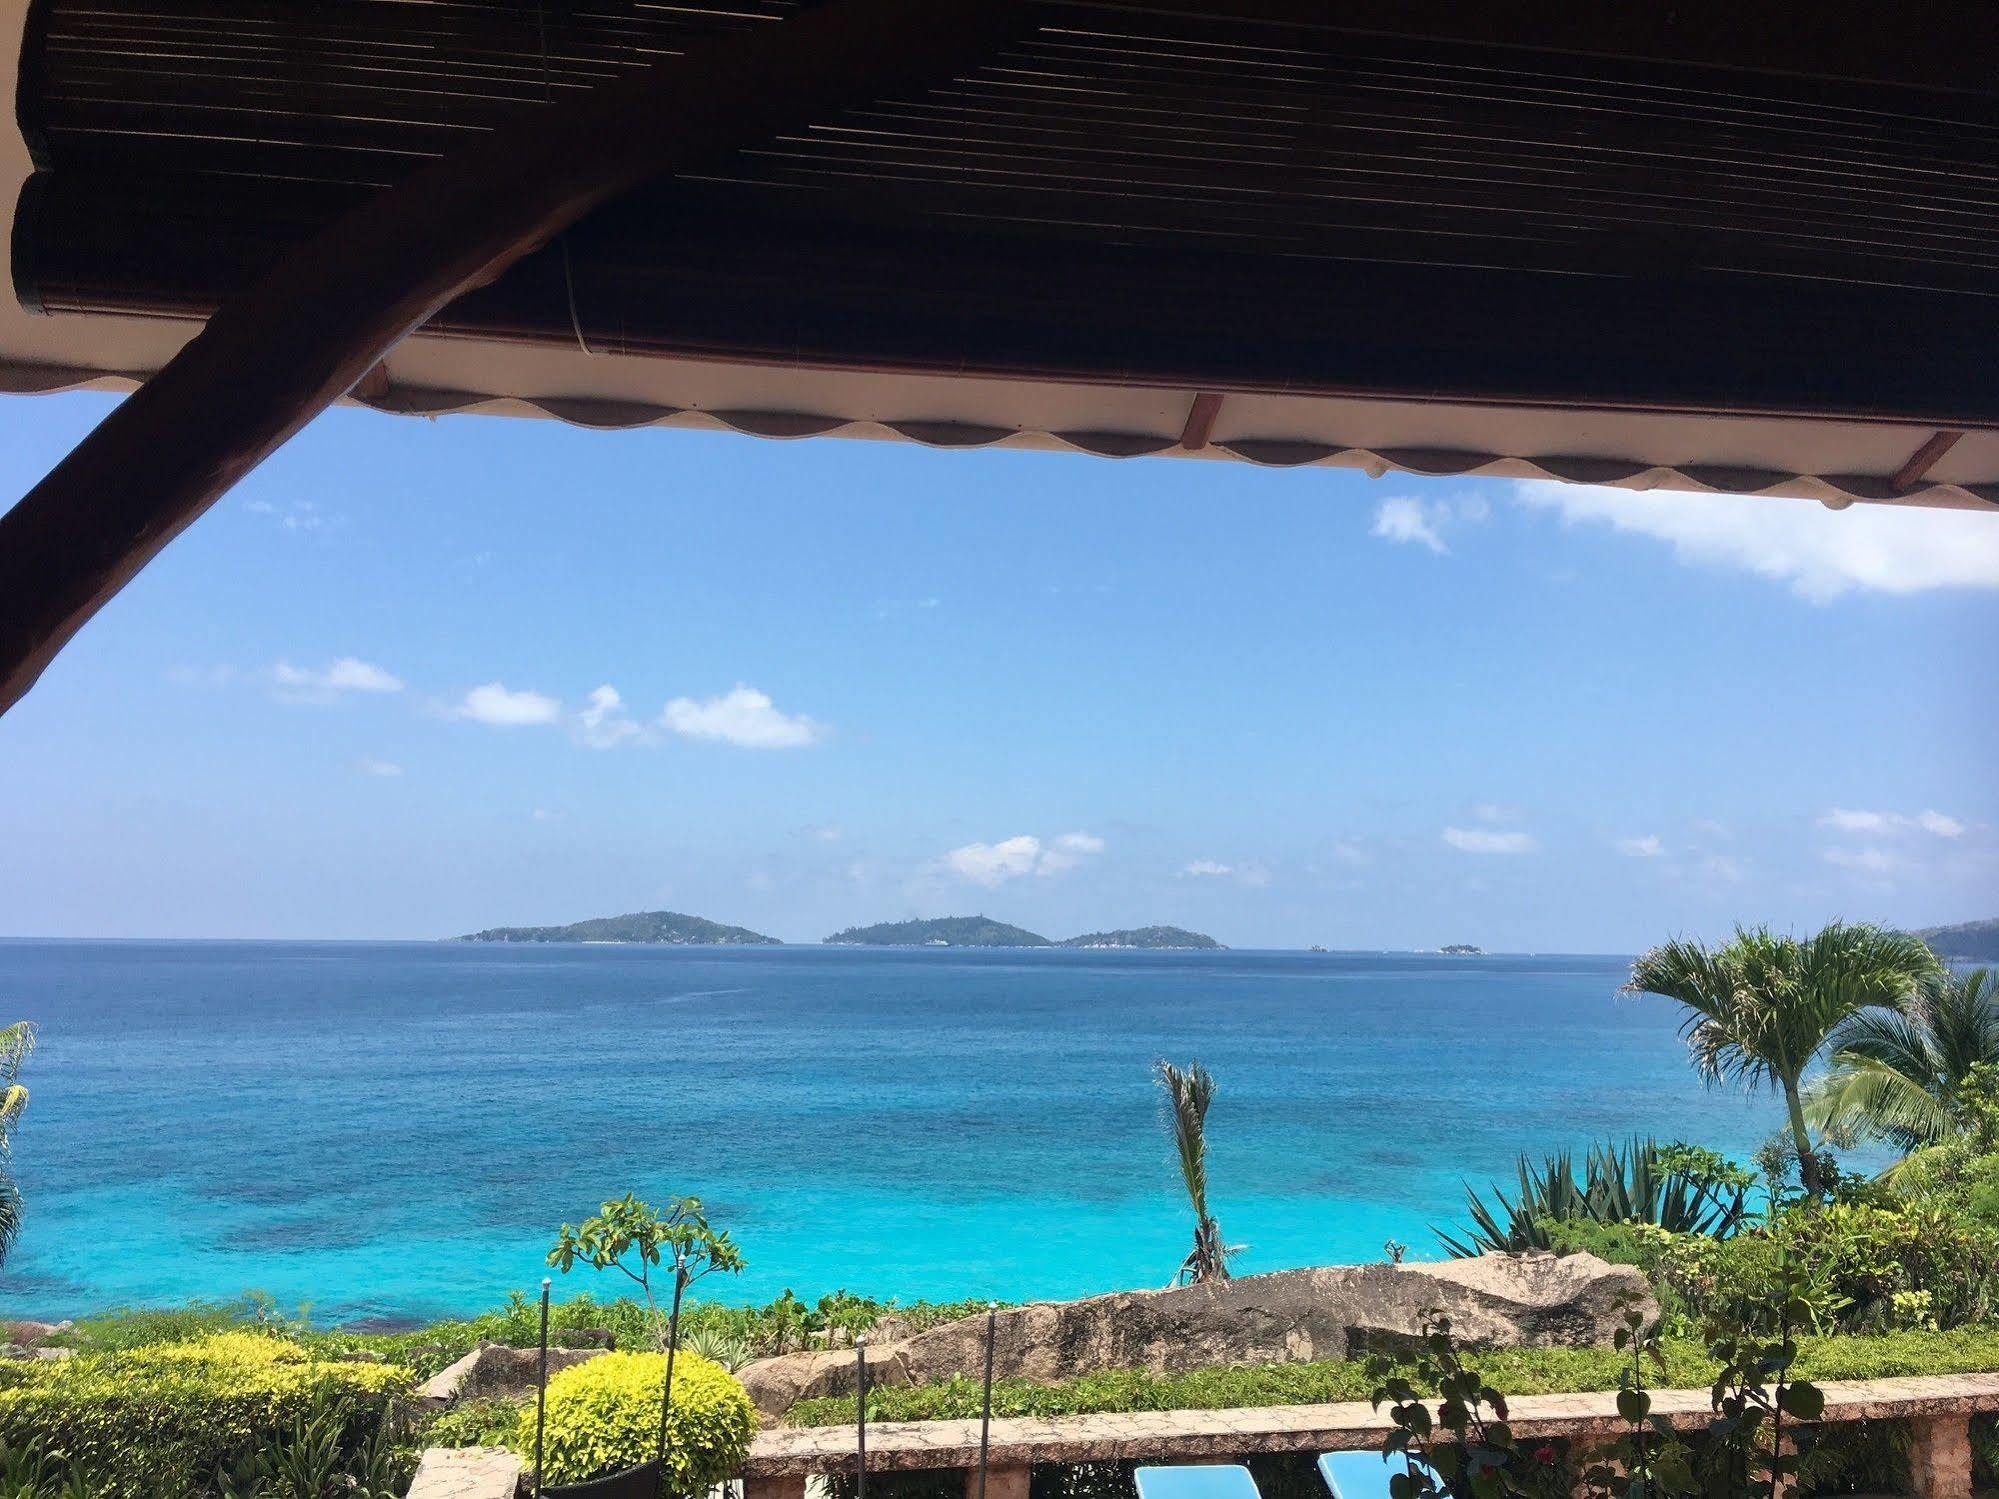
(1439, 943), (1485, 955)
(823, 915), (1222, 949)
(1915, 917), (1999, 962)
(1059, 926), (1223, 950)
(825, 916), (1049, 947)
(457, 910), (779, 945)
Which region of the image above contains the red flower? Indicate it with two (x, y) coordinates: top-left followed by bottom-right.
(1533, 1446), (1558, 1466)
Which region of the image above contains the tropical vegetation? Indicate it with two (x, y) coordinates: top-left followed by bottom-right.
(1806, 968), (1999, 1172)
(1626, 922), (1940, 1196)
(0, 1331), (409, 1498)
(0, 1020), (33, 1268)
(1437, 1138), (1753, 1256)
(1156, 1058), (1238, 1285)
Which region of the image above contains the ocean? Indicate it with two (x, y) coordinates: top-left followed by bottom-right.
(0, 941), (1788, 1325)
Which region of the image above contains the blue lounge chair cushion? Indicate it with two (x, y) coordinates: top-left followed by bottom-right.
(1317, 1450), (1437, 1499)
(1134, 1464), (1264, 1499)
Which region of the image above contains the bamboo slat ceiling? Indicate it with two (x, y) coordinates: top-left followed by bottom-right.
(13, 0), (1999, 429)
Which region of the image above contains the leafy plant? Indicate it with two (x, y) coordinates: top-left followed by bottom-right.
(1438, 1138), (1752, 1257)
(1372, 1287), (1823, 1499)
(0, 1022), (33, 1268)
(514, 1348), (754, 1489)
(1627, 923), (1940, 1196)
(1808, 969), (1999, 1173)
(1155, 1059), (1240, 1284)
(1369, 1314), (1571, 1499)
(548, 1193), (744, 1349)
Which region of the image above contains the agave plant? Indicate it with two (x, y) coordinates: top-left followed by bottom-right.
(679, 1324), (754, 1372)
(1155, 1059), (1243, 1284)
(1436, 1137), (1753, 1257)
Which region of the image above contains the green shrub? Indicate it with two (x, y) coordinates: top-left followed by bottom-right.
(421, 1395), (528, 1451)
(517, 1349), (755, 1488)
(0, 1331), (409, 1497)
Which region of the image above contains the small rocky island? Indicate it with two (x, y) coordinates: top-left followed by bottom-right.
(1440, 943), (1485, 955)
(825, 916), (1223, 949)
(457, 910), (779, 944)
(1059, 926), (1223, 950)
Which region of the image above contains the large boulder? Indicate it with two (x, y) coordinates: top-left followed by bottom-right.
(415, 1342), (608, 1406)
(741, 1253), (1651, 1417)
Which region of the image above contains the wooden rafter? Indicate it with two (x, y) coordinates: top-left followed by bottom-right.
(1890, 430), (1964, 493)
(1178, 393), (1224, 450)
(0, 0), (1018, 717)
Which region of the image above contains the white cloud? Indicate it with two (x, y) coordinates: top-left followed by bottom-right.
(943, 832), (1102, 886)
(358, 758), (403, 777)
(1512, 481), (1999, 603)
(576, 684), (646, 748)
(661, 685), (823, 749)
(1617, 835), (1664, 858)
(945, 835), (1048, 886)
(1472, 803), (1520, 823)
(1703, 854), (1745, 883)
(1443, 826), (1537, 855)
(1330, 840), (1368, 866)
(1038, 830), (1106, 872)
(532, 808), (560, 822)
(455, 682), (560, 726)
(805, 825), (844, 843)
(1372, 496), (1447, 553)
(271, 657), (403, 702)
(1820, 807), (1965, 838)
(1181, 860), (1235, 878)
(1371, 493), (1489, 554)
(1824, 846), (1896, 876)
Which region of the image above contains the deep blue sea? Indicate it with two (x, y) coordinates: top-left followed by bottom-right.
(0, 941), (1792, 1325)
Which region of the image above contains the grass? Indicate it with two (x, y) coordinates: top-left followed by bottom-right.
(786, 1328), (1999, 1426)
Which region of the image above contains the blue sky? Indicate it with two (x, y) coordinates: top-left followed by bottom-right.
(2, 390), (1995, 951)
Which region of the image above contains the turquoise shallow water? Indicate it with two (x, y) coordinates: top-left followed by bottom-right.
(0, 941), (1788, 1324)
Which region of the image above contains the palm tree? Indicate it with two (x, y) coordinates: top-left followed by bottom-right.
(0, 1021), (33, 1267)
(1626, 923), (1940, 1197)
(1806, 968), (1999, 1173)
(1155, 1059), (1237, 1284)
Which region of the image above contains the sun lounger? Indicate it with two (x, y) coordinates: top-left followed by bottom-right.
(1317, 1450), (1437, 1499)
(1134, 1464), (1265, 1499)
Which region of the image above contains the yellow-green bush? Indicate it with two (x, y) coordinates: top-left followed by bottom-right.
(0, 1331), (409, 1496)
(518, 1349), (755, 1488)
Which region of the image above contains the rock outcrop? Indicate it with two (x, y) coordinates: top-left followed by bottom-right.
(741, 1252), (1651, 1417)
(415, 1342), (608, 1406)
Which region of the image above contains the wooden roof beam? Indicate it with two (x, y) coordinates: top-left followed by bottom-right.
(1179, 393), (1224, 450)
(0, 0), (1019, 718)
(1891, 429), (1964, 493)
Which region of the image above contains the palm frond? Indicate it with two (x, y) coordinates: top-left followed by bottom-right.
(1807, 965), (1999, 1164)
(1155, 1059), (1233, 1283)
